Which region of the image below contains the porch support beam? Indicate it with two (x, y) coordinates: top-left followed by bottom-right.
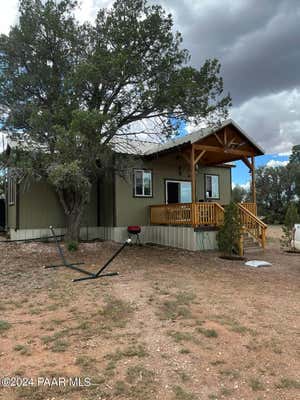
(251, 155), (256, 204)
(241, 156), (252, 170)
(194, 144), (254, 157)
(241, 156), (256, 204)
(190, 144), (196, 204)
(194, 150), (206, 165)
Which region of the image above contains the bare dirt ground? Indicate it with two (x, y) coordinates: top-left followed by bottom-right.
(0, 228), (299, 400)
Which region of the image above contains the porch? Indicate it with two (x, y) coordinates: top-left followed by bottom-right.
(147, 120), (267, 254)
(150, 201), (267, 252)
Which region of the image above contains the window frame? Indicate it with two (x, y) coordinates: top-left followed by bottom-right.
(8, 176), (16, 206)
(204, 174), (220, 200)
(165, 179), (192, 204)
(133, 169), (153, 198)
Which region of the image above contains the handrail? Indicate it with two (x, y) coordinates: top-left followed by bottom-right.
(240, 202), (257, 215)
(238, 204), (267, 228)
(238, 203), (267, 250)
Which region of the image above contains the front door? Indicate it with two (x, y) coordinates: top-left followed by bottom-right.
(166, 180), (192, 204)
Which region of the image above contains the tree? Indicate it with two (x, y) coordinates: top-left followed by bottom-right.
(289, 145), (300, 164)
(289, 145), (300, 198)
(0, 0), (231, 242)
(217, 202), (242, 256)
(232, 185), (248, 203)
(280, 203), (299, 251)
(255, 165), (297, 224)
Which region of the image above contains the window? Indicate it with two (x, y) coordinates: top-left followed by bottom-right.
(165, 180), (191, 204)
(8, 177), (16, 205)
(134, 169), (152, 197)
(205, 174), (219, 199)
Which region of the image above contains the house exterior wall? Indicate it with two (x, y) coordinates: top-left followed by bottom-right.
(7, 201), (17, 229)
(115, 152), (232, 227)
(6, 152), (231, 251)
(98, 173), (115, 227)
(7, 180), (98, 230)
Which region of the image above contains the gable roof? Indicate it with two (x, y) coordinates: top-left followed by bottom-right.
(144, 119), (264, 156)
(111, 119), (264, 157)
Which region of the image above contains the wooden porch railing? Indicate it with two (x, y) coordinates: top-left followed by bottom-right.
(238, 203), (267, 249)
(150, 202), (224, 227)
(150, 202), (267, 253)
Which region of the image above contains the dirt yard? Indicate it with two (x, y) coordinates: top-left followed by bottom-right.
(0, 228), (299, 400)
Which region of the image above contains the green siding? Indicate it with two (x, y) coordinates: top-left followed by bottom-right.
(7, 202), (17, 229)
(7, 153), (232, 231)
(17, 181), (98, 229)
(98, 174), (114, 227)
(115, 152), (232, 227)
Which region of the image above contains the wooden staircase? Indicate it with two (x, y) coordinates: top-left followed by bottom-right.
(238, 203), (267, 256)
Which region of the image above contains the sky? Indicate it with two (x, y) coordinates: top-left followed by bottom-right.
(0, 0), (299, 186)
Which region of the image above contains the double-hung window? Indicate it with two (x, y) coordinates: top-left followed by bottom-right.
(133, 169), (152, 197)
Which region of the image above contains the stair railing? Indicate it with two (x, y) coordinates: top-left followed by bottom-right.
(238, 203), (267, 251)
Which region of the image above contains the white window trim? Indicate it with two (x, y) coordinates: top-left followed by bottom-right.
(165, 180), (192, 204)
(134, 169), (153, 197)
(205, 174), (220, 200)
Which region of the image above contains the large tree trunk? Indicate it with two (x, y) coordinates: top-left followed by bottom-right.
(65, 209), (82, 243)
(57, 188), (89, 243)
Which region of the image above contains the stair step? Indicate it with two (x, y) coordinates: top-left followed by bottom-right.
(244, 247), (264, 254)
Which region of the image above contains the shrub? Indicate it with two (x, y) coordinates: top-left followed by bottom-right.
(281, 203), (299, 250)
(67, 241), (78, 252)
(217, 202), (242, 256)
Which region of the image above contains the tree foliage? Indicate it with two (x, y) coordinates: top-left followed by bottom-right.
(0, 0), (231, 241)
(231, 185), (248, 203)
(280, 203), (299, 251)
(217, 202), (242, 256)
(255, 165), (298, 224)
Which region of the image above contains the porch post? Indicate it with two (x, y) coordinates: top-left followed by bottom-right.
(190, 144), (196, 203)
(251, 155), (256, 204)
(190, 144), (196, 226)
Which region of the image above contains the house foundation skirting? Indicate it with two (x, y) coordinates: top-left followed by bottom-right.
(8, 226), (218, 251)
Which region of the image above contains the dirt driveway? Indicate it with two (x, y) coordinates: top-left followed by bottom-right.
(0, 229), (299, 400)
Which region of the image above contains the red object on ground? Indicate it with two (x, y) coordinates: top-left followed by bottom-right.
(127, 226), (141, 234)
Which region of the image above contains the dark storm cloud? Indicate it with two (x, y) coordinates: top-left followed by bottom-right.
(158, 0), (300, 106)
(152, 0), (300, 152)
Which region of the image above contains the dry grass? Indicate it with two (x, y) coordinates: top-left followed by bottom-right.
(0, 238), (299, 400)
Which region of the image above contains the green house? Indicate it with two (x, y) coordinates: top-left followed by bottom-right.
(5, 119), (266, 251)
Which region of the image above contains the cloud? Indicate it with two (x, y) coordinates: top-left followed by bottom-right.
(266, 159), (288, 168)
(232, 181), (250, 190)
(0, 0), (19, 34)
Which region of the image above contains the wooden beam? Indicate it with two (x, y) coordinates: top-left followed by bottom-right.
(224, 127), (227, 145)
(228, 136), (238, 147)
(214, 133), (224, 146)
(251, 155), (256, 203)
(194, 144), (254, 157)
(241, 156), (253, 170)
(194, 150), (206, 165)
(190, 145), (196, 204)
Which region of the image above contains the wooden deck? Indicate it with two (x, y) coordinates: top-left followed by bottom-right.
(149, 202), (267, 252)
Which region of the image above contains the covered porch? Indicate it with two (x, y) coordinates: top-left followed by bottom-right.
(148, 120), (267, 251)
